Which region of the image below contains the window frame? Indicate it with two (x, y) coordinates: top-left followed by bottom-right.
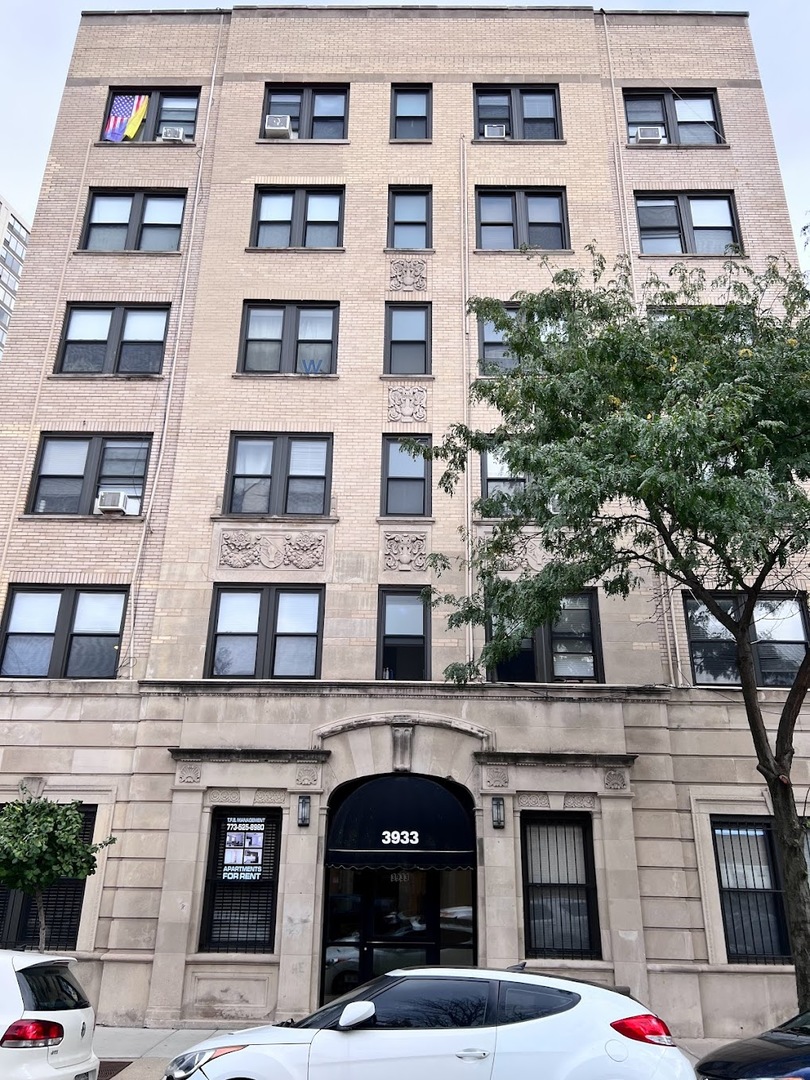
(56, 303), (169, 375)
(28, 434), (151, 516)
(377, 587), (431, 681)
(478, 310), (518, 374)
(474, 85), (562, 141)
(390, 84), (432, 141)
(489, 591), (603, 684)
(224, 433), (333, 518)
(80, 189), (186, 252)
(475, 187), (569, 251)
(635, 191), (740, 256)
(387, 187), (432, 250)
(205, 584), (325, 680)
(521, 812), (601, 961)
(381, 435), (431, 517)
(101, 88), (201, 142)
(238, 302), (339, 375)
(0, 586), (128, 680)
(624, 89), (723, 146)
(480, 448), (525, 502)
(384, 303), (432, 375)
(262, 84), (349, 140)
(251, 187), (345, 250)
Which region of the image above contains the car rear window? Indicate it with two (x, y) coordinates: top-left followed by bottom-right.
(497, 982), (580, 1024)
(17, 965), (90, 1011)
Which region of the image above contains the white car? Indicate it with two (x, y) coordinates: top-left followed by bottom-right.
(161, 966), (695, 1080)
(0, 950), (99, 1080)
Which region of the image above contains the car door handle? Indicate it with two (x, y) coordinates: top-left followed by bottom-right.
(455, 1049), (489, 1060)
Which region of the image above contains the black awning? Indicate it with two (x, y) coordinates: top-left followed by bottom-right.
(326, 775), (476, 870)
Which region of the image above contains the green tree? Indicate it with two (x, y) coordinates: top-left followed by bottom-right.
(430, 252), (810, 1009)
(0, 790), (115, 951)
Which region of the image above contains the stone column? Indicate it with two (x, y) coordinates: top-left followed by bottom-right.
(275, 794), (322, 1018)
(599, 792), (649, 1002)
(479, 795), (521, 968)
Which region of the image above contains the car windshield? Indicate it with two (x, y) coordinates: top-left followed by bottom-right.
(295, 976), (393, 1029)
(776, 1010), (810, 1035)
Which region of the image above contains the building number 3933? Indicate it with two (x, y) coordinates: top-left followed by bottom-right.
(381, 830), (419, 844)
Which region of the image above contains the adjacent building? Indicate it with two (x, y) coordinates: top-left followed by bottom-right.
(0, 5), (805, 1038)
(0, 194), (30, 361)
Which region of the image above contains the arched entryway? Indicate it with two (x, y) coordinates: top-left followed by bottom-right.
(321, 774), (477, 1001)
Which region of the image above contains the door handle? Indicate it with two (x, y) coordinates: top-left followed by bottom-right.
(455, 1049), (489, 1060)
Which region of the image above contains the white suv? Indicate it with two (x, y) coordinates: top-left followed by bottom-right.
(0, 951), (99, 1080)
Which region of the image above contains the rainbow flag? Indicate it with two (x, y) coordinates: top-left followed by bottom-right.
(103, 94), (149, 142)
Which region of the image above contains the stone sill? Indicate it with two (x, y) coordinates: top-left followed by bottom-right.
(93, 140), (197, 148)
(638, 253), (747, 260)
(72, 249), (182, 257)
(379, 373), (434, 381)
(256, 139), (350, 145)
(48, 373), (164, 381)
(472, 138), (567, 146)
(232, 372), (339, 379)
(244, 246), (345, 254)
(474, 248), (574, 255)
(625, 142), (729, 150)
(377, 516), (435, 524)
(384, 248), (435, 254)
(17, 513), (144, 522)
(647, 962), (794, 974)
(210, 515), (339, 523)
(390, 139), (432, 145)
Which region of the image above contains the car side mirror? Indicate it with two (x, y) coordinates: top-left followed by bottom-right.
(338, 1001), (376, 1029)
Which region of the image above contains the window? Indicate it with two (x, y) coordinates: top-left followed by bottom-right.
(521, 814), (601, 959)
(388, 188), (432, 249)
(482, 450), (524, 500)
(1, 247), (23, 277)
(252, 187), (344, 249)
(382, 437), (430, 516)
(369, 977), (490, 1028)
(492, 594), (602, 683)
(82, 191), (185, 252)
(0, 806), (96, 948)
(391, 85), (431, 140)
(636, 193), (738, 255)
(711, 818), (790, 963)
(474, 86), (561, 140)
(477, 189), (567, 250)
(240, 303), (338, 374)
(207, 586), (324, 678)
(625, 90), (722, 145)
(29, 436), (149, 516)
(0, 588), (127, 679)
(479, 311), (518, 373)
(685, 594), (808, 688)
(497, 981), (579, 1024)
(264, 85), (348, 139)
(199, 808), (282, 952)
(102, 90), (199, 142)
(58, 305), (168, 374)
(385, 304), (431, 375)
(226, 434), (332, 516)
(378, 589), (429, 681)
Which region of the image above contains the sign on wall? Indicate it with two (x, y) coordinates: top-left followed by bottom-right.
(222, 816), (266, 881)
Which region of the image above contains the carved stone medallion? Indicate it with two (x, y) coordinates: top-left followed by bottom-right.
(220, 530), (325, 570)
(209, 788), (239, 804)
(19, 776), (45, 797)
(388, 386), (427, 423)
(563, 792), (595, 809)
(177, 763), (202, 785)
(254, 789), (286, 805)
(485, 766), (509, 789)
(390, 258), (427, 292)
(295, 764), (319, 787)
(517, 792), (550, 808)
(604, 769), (628, 790)
(384, 532), (427, 571)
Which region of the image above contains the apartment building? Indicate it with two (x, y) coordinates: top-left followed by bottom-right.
(0, 194), (30, 361)
(0, 5), (804, 1037)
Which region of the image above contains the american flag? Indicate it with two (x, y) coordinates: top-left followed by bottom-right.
(103, 94), (149, 142)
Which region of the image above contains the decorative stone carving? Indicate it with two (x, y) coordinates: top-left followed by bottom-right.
(388, 386), (427, 423)
(177, 763), (202, 785)
(295, 764), (319, 787)
(220, 530), (325, 570)
(19, 776), (45, 797)
(254, 789), (286, 805)
(384, 532), (428, 572)
(485, 766), (509, 789)
(604, 769), (628, 790)
(390, 257), (427, 292)
(564, 792), (595, 809)
(392, 725), (414, 772)
(517, 792), (550, 808)
(209, 788), (239, 804)
(497, 536), (544, 572)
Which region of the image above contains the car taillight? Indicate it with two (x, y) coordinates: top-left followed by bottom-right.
(1, 1020), (64, 1048)
(610, 1014), (675, 1046)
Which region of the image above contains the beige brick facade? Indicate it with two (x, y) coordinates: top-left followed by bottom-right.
(0, 6), (804, 1037)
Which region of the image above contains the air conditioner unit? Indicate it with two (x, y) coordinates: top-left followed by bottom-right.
(483, 124), (507, 139)
(264, 114), (292, 139)
(635, 126), (665, 145)
(95, 490), (135, 515)
(158, 126), (187, 142)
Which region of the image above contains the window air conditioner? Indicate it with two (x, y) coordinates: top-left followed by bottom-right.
(483, 124), (507, 139)
(158, 126), (187, 142)
(264, 114), (292, 139)
(635, 126), (665, 144)
(95, 490), (135, 515)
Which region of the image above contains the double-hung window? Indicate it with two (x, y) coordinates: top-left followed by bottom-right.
(0, 587), (127, 679)
(58, 305), (168, 374)
(102, 90), (199, 142)
(382, 437), (430, 516)
(479, 314), (517, 373)
(82, 191), (185, 251)
(240, 303), (338, 374)
(226, 434), (332, 516)
(385, 304), (431, 375)
(30, 435), (149, 515)
(207, 586), (324, 678)
(378, 589), (429, 681)
(253, 188), (344, 249)
(625, 90), (722, 145)
(391, 85), (431, 140)
(492, 593), (602, 683)
(482, 450), (524, 500)
(264, 85), (348, 139)
(477, 188), (568, 250)
(475, 86), (561, 140)
(636, 193), (738, 255)
(388, 188), (431, 249)
(521, 813), (601, 959)
(685, 594), (808, 687)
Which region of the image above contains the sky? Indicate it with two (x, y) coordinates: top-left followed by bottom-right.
(0, 0), (807, 265)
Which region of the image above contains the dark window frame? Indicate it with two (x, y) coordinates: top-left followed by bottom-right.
(205, 584), (326, 680)
(263, 84), (349, 140)
(478, 310), (518, 373)
(28, 433), (151, 516)
(384, 303), (432, 375)
(521, 812), (601, 961)
(56, 302), (169, 374)
(225, 433), (333, 518)
(80, 189), (186, 252)
(474, 85), (562, 141)
(381, 435), (431, 517)
(624, 89), (723, 146)
(390, 84), (432, 140)
(476, 187), (569, 251)
(238, 302), (339, 375)
(480, 448), (525, 501)
(489, 591), (603, 684)
(387, 187), (433, 250)
(635, 191), (740, 255)
(101, 88), (201, 142)
(0, 586), (128, 680)
(251, 186), (345, 249)
(377, 587), (431, 681)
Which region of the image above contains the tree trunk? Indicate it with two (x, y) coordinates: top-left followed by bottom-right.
(768, 776), (810, 1013)
(34, 890), (46, 953)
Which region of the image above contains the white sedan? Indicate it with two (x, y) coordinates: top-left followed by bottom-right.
(161, 966), (695, 1080)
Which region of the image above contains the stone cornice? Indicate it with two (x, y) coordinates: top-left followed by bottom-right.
(168, 747), (330, 764)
